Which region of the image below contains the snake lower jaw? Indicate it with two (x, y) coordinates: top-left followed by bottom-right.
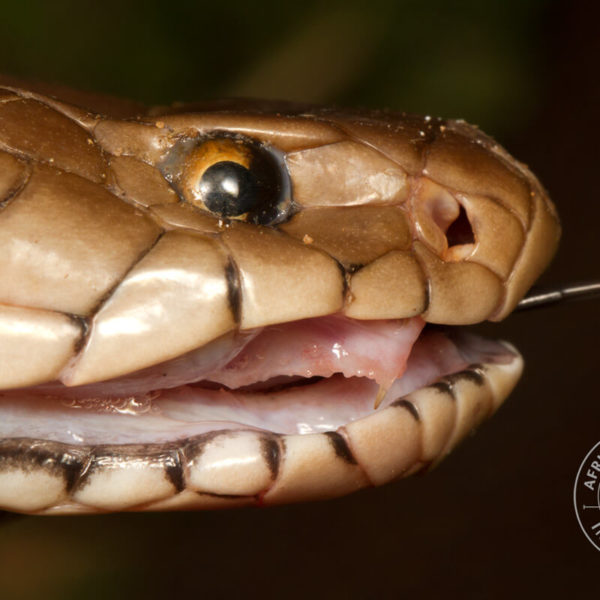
(0, 320), (522, 514)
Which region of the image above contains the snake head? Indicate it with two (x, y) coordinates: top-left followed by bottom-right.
(0, 89), (559, 513)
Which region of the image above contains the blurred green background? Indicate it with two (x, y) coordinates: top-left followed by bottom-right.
(2, 0), (547, 133)
(0, 0), (599, 598)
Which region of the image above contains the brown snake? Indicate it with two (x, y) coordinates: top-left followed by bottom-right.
(0, 83), (560, 514)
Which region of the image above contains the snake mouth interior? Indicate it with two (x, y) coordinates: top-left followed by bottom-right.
(0, 316), (517, 445)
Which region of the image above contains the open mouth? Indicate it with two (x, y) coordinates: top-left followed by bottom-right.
(0, 315), (522, 514)
(0, 86), (560, 515)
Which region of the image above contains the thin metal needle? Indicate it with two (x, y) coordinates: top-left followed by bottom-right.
(515, 281), (600, 311)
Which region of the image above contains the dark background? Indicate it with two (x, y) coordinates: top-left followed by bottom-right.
(0, 0), (598, 597)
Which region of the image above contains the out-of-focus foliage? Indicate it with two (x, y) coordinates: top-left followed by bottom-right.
(0, 0), (546, 136)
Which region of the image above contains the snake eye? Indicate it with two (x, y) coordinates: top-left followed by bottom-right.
(161, 135), (292, 225)
(200, 161), (256, 217)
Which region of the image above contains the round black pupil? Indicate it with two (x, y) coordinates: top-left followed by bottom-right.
(199, 161), (256, 217)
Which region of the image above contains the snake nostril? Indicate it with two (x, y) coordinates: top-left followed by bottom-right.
(445, 204), (474, 248)
(413, 180), (476, 260)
